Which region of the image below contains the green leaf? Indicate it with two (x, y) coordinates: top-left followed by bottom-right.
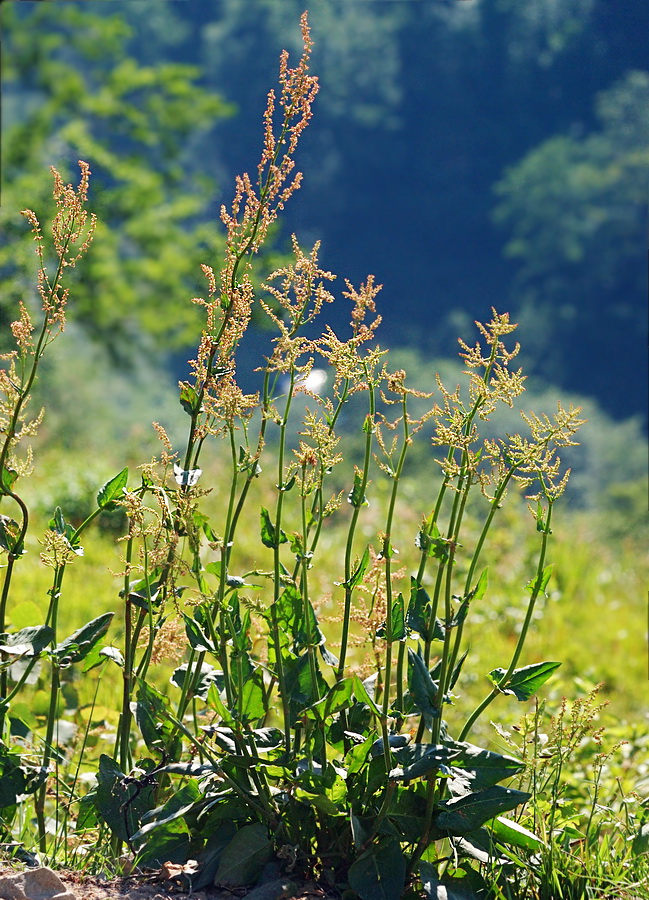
(134, 818), (192, 868)
(348, 469), (369, 508)
(131, 780), (201, 841)
(415, 522), (451, 562)
(451, 828), (511, 867)
(191, 821), (238, 890)
(489, 815), (544, 851)
(352, 674), (383, 718)
(0, 625), (54, 657)
(306, 677), (357, 723)
(95, 755), (155, 842)
(134, 678), (176, 756)
(206, 682), (235, 727)
(268, 583), (335, 665)
(48, 506), (83, 555)
(294, 787), (342, 816)
(449, 649), (468, 691)
(278, 474), (296, 492)
(0, 746), (27, 808)
(171, 662), (222, 700)
(376, 593), (405, 642)
(76, 790), (100, 832)
(419, 861), (489, 899)
(408, 648), (440, 727)
(347, 838), (406, 900)
(238, 447), (262, 477)
(470, 568), (489, 602)
(55, 613), (114, 666)
(96, 467), (129, 510)
(341, 545), (370, 590)
(182, 612), (217, 655)
(99, 646), (125, 667)
(406, 580), (429, 637)
(350, 810), (366, 850)
(239, 668), (265, 725)
(434, 786), (531, 836)
(385, 787), (427, 843)
(194, 513), (218, 543)
(0, 515), (22, 556)
(450, 742), (525, 792)
(319, 640), (339, 668)
(121, 569), (163, 609)
(487, 661), (562, 701)
(0, 466), (18, 496)
(260, 506), (287, 548)
(370, 734), (410, 758)
(526, 564), (553, 596)
(214, 823), (272, 888)
(284, 652), (328, 726)
(449, 597), (471, 628)
(50, 506), (66, 535)
(179, 382), (200, 415)
(82, 643), (125, 671)
(632, 822), (649, 857)
(200, 725), (237, 754)
(251, 727), (284, 751)
(344, 735), (375, 776)
(391, 743), (462, 782)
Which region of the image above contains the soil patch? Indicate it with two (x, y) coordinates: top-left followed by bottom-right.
(0, 867), (336, 900)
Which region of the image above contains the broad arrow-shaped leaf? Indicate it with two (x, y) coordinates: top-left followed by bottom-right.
(214, 823), (272, 887)
(348, 838), (406, 900)
(434, 785), (530, 835)
(488, 661), (561, 701)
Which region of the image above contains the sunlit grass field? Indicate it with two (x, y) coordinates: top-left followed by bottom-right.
(16, 446), (648, 748)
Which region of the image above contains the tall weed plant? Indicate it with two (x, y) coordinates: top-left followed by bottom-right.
(3, 15), (631, 899)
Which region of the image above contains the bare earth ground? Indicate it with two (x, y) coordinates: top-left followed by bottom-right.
(0, 866), (335, 900)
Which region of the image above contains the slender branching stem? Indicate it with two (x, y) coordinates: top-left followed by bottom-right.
(336, 371), (376, 681)
(459, 500), (555, 741)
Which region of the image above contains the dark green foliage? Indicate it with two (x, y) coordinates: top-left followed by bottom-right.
(54, 612), (114, 667)
(1, 2), (231, 358)
(94, 755), (156, 845)
(348, 839), (407, 900)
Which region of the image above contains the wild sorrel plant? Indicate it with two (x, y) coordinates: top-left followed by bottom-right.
(0, 14), (590, 898)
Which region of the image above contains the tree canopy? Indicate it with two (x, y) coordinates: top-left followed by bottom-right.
(1, 2), (231, 358)
(494, 71), (649, 412)
(2, 0), (647, 422)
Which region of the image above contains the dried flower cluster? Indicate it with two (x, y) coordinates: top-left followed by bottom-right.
(214, 11), (318, 368)
(1, 162), (96, 483)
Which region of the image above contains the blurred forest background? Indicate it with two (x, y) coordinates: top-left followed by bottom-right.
(2, 0), (647, 519)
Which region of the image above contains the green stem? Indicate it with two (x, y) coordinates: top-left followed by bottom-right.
(118, 534), (135, 773)
(459, 501), (554, 741)
(379, 393), (410, 773)
(299, 468), (325, 766)
(336, 376), (376, 681)
(445, 467), (516, 698)
(272, 372), (295, 755)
